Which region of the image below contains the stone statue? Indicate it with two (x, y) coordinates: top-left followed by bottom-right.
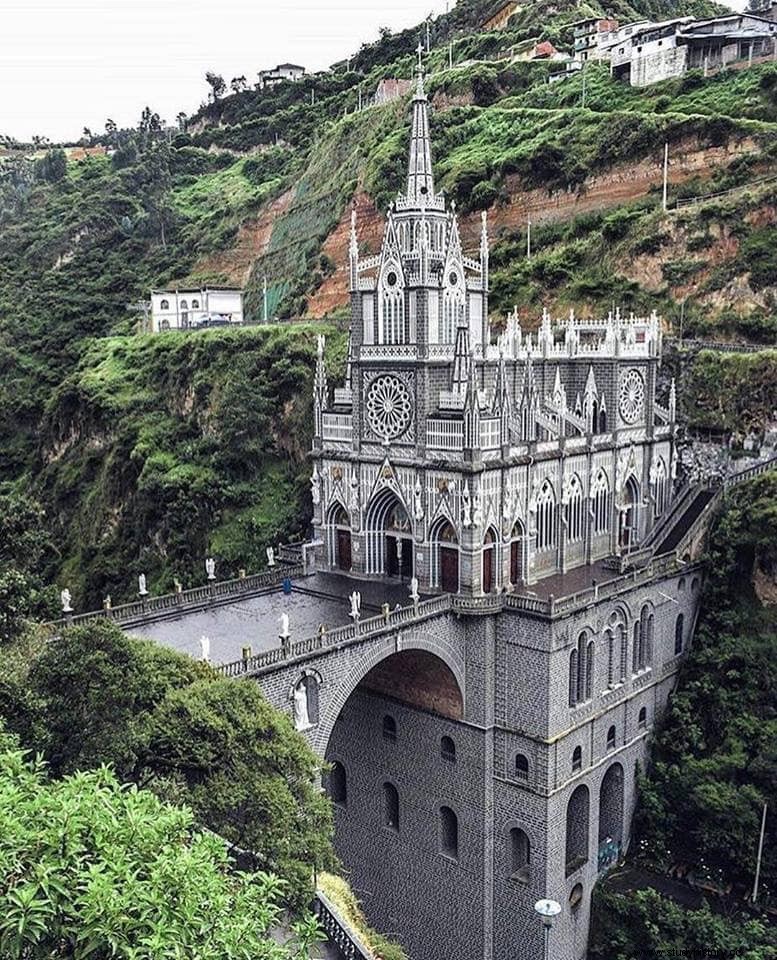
(60, 589), (72, 613)
(409, 576), (420, 604)
(473, 490), (483, 528)
(279, 612), (290, 639)
(205, 557), (216, 580)
(349, 473), (360, 513)
(174, 577), (183, 594)
(413, 478), (424, 521)
(316, 334), (326, 361)
(103, 595), (111, 610)
(138, 573), (148, 596)
(462, 482), (472, 528)
(266, 546), (275, 567)
(293, 679), (310, 730)
(349, 591), (361, 622)
(199, 635), (210, 663)
(310, 467), (321, 506)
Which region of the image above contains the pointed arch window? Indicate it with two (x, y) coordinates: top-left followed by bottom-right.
(379, 267), (407, 345)
(564, 475), (584, 543)
(329, 761), (347, 806)
(653, 458), (669, 518)
(592, 471), (610, 535)
(535, 480), (557, 552)
(440, 806), (459, 860)
(570, 631), (594, 706)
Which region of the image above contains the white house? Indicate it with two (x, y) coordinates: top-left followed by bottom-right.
(150, 288), (244, 333)
(258, 63), (306, 89)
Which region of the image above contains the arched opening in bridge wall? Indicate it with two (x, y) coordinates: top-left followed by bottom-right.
(323, 646), (473, 960)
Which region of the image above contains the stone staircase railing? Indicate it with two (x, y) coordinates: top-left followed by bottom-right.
(314, 889), (375, 960)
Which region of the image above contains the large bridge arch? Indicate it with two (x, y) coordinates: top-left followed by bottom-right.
(311, 628), (466, 757)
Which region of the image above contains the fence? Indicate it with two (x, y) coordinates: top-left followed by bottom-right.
(43, 563), (303, 637)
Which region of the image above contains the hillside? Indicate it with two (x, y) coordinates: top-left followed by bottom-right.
(1, 0), (776, 605)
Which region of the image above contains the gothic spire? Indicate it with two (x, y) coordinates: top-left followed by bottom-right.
(406, 44), (435, 206)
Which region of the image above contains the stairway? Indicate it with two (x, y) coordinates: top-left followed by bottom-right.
(653, 487), (718, 557)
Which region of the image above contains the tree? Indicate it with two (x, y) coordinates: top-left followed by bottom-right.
(33, 148), (66, 183)
(18, 622), (333, 907)
(26, 620), (204, 778)
(176, 111), (188, 131)
(206, 71), (227, 101)
(0, 727), (322, 959)
(147, 677), (333, 906)
(231, 75), (248, 94)
(0, 492), (56, 640)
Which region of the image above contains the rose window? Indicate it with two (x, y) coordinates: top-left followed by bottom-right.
(366, 375), (412, 441)
(619, 370), (645, 424)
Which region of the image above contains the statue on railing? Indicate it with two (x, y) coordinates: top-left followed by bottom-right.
(60, 588), (72, 614)
(462, 482), (472, 528)
(279, 612), (290, 649)
(409, 576), (420, 606)
(266, 546), (276, 567)
(199, 635), (211, 663)
(349, 591), (361, 623)
(205, 557), (216, 581)
(310, 466), (321, 506)
(138, 573), (148, 597)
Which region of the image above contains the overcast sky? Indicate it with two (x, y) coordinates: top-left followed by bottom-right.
(1, 0), (448, 143)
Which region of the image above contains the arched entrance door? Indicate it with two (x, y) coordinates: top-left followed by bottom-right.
(328, 504), (351, 571)
(432, 519), (459, 593)
(619, 476), (639, 549)
(509, 520), (525, 586)
(366, 490), (413, 580)
(482, 528), (497, 594)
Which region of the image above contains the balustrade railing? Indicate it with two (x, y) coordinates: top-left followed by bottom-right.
(426, 418), (463, 451)
(43, 563), (303, 637)
(216, 593), (454, 677)
(322, 413), (353, 442)
(314, 890), (375, 960)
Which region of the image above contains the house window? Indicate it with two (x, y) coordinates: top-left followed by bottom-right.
(607, 725), (616, 750)
(509, 828), (530, 882)
(440, 806), (458, 860)
(441, 736), (456, 763)
(572, 746), (582, 772)
(191, 299), (200, 309)
(160, 299), (169, 310)
(383, 782), (399, 831)
(329, 761), (347, 806)
(515, 753), (529, 781)
(382, 715), (397, 742)
(638, 706), (647, 729)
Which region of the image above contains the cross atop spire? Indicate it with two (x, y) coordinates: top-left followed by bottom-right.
(406, 45), (435, 207)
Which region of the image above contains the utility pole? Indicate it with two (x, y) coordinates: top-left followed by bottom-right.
(263, 276), (268, 324)
(581, 61), (587, 108)
(751, 802), (768, 903)
(449, 41), (453, 69)
(426, 18), (431, 53)
(311, 88), (315, 106)
(662, 141), (669, 212)
(526, 217), (532, 261)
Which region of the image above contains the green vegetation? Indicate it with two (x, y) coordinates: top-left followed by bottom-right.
(0, 726), (320, 959)
(1, 621), (333, 909)
(319, 873), (408, 960)
(681, 348), (777, 433)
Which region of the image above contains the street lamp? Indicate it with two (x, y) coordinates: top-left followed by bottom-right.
(534, 899), (562, 960)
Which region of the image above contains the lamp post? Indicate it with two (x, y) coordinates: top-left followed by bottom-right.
(534, 899), (562, 960)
